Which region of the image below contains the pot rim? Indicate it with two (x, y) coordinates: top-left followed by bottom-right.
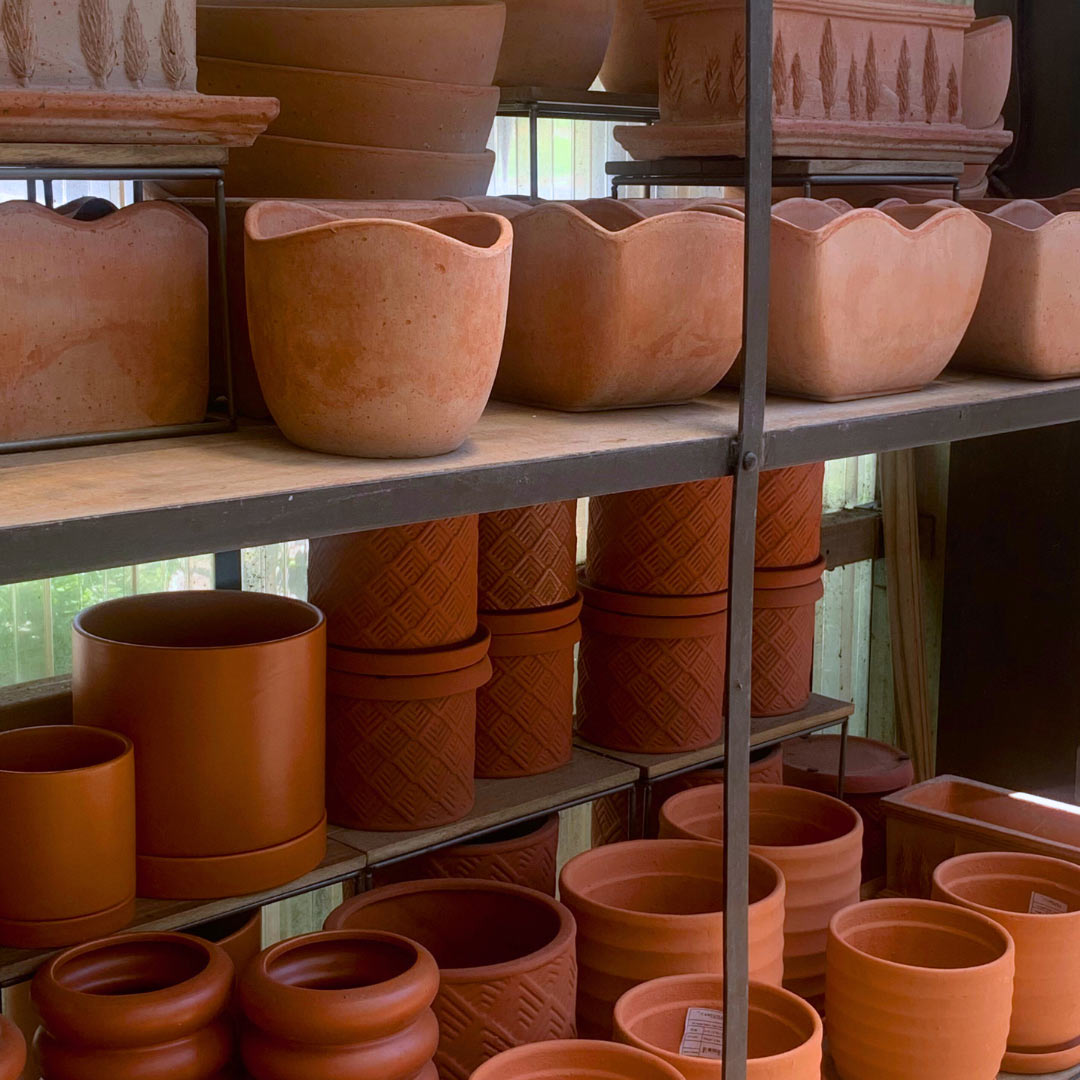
(198, 0), (504, 11)
(772, 202), (990, 246)
(580, 577), (730, 618)
(782, 733), (914, 796)
(328, 626), (490, 677)
(515, 199), (745, 242)
(967, 13), (1012, 37)
(0, 724), (132, 777)
(479, 593), (583, 635)
(450, 813), (559, 856)
(933, 851), (1080, 923)
(471, 1039), (684, 1080)
(753, 557), (826, 592)
(326, 655), (491, 700)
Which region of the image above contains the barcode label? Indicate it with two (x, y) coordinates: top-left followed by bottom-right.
(1030, 891), (1069, 915)
(680, 1007), (725, 1059)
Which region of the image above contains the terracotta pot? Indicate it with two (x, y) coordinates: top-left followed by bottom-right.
(33, 932), (235, 1080)
(72, 590), (327, 900)
(963, 16), (1013, 129)
(600, 0), (659, 94)
(478, 501), (578, 613)
(472, 1040), (683, 1080)
(659, 783), (863, 1002)
(0, 725), (135, 947)
(325, 879), (577, 1079)
(559, 840), (786, 1038)
(755, 464), (824, 570)
(240, 930), (439, 1080)
(0, 201), (208, 443)
(0, 1016), (26, 1080)
(826, 899), (1015, 1080)
(586, 478), (733, 596)
(190, 908), (263, 978)
(614, 976), (824, 1079)
(245, 203), (510, 457)
(496, 203), (744, 411)
(752, 560), (825, 717)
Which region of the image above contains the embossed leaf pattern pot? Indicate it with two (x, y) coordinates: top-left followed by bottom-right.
(826, 899), (1015, 1080)
(755, 464), (825, 570)
(0, 1014), (26, 1080)
(472, 1040), (683, 1080)
(325, 880), (577, 1080)
(240, 930), (440, 1080)
(600, 0), (659, 93)
(963, 16), (1013, 129)
(559, 840), (786, 1038)
(72, 590), (327, 899)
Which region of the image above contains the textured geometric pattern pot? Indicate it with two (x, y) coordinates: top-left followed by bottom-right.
(755, 464), (825, 570)
(472, 1040), (683, 1080)
(0, 1015), (25, 1080)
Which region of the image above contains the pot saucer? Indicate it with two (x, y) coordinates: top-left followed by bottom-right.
(824, 1049), (1080, 1079)
(0, 894), (134, 948)
(1002, 1035), (1080, 1076)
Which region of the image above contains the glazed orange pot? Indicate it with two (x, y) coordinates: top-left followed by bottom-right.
(72, 590), (327, 900)
(472, 1040), (683, 1080)
(325, 879), (577, 1079)
(559, 840), (786, 1038)
(0, 724), (135, 947)
(755, 464), (825, 570)
(826, 899), (1014, 1080)
(240, 930), (439, 1080)
(0, 1016), (25, 1080)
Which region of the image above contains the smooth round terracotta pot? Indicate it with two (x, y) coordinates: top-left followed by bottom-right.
(325, 879), (577, 1078)
(0, 1015), (26, 1080)
(659, 783), (863, 1003)
(755, 464), (825, 570)
(471, 1039), (683, 1080)
(190, 908), (264, 979)
(963, 15), (1013, 129)
(245, 203), (510, 457)
(600, 0), (658, 93)
(0, 725), (135, 947)
(240, 930), (439, 1080)
(72, 590), (326, 900)
(614, 976), (824, 1079)
(33, 932), (234, 1080)
(826, 899), (1014, 1080)
(932, 851), (1080, 1072)
(559, 840), (786, 1038)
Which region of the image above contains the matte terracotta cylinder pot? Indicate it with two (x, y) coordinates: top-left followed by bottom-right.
(559, 840), (786, 1039)
(190, 909), (263, 979)
(755, 464), (825, 570)
(472, 1040), (683, 1080)
(239, 930), (439, 1080)
(325, 880), (577, 1080)
(0, 725), (135, 947)
(826, 899), (1015, 1080)
(0, 1016), (25, 1080)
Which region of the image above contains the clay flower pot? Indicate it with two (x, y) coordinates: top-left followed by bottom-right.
(33, 932), (235, 1080)
(325, 879), (577, 1078)
(614, 976), (824, 1079)
(932, 851), (1080, 1073)
(586, 478), (733, 596)
(755, 464), (825, 570)
(245, 202), (510, 457)
(190, 908), (263, 978)
(659, 783), (863, 1002)
(72, 590), (327, 899)
(0, 1016), (26, 1080)
(496, 203), (744, 411)
(309, 517), (479, 651)
(0, 725), (135, 947)
(472, 1040), (683, 1080)
(600, 0), (659, 94)
(826, 899), (1014, 1080)
(963, 16), (1013, 129)
(240, 930), (439, 1080)
(559, 839), (786, 1038)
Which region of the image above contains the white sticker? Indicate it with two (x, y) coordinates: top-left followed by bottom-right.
(679, 1007), (725, 1059)
(1029, 891), (1069, 915)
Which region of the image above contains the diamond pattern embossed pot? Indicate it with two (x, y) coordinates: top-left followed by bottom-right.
(0, 1015), (26, 1080)
(471, 1040), (683, 1080)
(755, 464), (825, 570)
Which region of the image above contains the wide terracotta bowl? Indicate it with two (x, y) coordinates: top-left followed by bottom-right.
(963, 15), (1013, 129)
(600, 0), (659, 93)
(0, 1015), (26, 1080)
(472, 1040), (683, 1080)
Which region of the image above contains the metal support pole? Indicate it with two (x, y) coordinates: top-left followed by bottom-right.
(43, 179), (54, 208)
(24, 180), (33, 202)
(215, 176), (237, 424)
(529, 103), (540, 200)
(837, 717), (850, 799)
(214, 550), (243, 590)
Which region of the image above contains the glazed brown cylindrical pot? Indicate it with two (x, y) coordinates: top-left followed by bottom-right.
(932, 852), (1080, 1073)
(72, 591), (327, 899)
(0, 1016), (25, 1080)
(325, 879), (576, 1080)
(0, 725), (135, 947)
(826, 899), (1014, 1080)
(559, 840), (786, 1039)
(471, 1040), (683, 1080)
(240, 930), (439, 1080)
(755, 464), (825, 569)
(33, 932), (235, 1080)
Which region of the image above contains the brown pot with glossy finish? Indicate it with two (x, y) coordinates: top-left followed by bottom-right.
(472, 1040), (683, 1080)
(0, 1016), (25, 1080)
(72, 590), (326, 900)
(325, 879), (577, 1079)
(755, 464), (825, 570)
(600, 0), (659, 93)
(560, 840), (786, 1038)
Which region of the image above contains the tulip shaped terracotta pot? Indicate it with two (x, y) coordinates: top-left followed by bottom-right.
(559, 840), (786, 1039)
(33, 932), (234, 1080)
(325, 879), (576, 1079)
(755, 464), (825, 570)
(72, 590), (327, 899)
(933, 851), (1080, 1073)
(0, 1016), (25, 1080)
(826, 899), (1014, 1080)
(0, 724), (135, 947)
(472, 1039), (683, 1080)
(240, 930), (439, 1080)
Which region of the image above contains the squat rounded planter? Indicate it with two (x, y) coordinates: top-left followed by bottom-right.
(325, 879), (577, 1078)
(72, 590), (327, 899)
(755, 464), (825, 570)
(473, 1040), (683, 1080)
(0, 1016), (25, 1080)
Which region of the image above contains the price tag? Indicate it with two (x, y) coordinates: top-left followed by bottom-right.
(679, 1007), (725, 1059)
(1029, 891), (1069, 915)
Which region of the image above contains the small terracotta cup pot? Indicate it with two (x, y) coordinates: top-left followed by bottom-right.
(755, 464), (825, 570)
(324, 879), (577, 1079)
(826, 899), (1015, 1080)
(614, 976), (824, 1079)
(471, 1039), (683, 1080)
(33, 932), (235, 1080)
(72, 590), (327, 900)
(659, 783), (863, 1003)
(559, 839), (786, 1039)
(239, 930), (440, 1080)
(0, 724), (135, 947)
(0, 1015), (26, 1080)
(476, 597), (581, 778)
(932, 851), (1080, 1073)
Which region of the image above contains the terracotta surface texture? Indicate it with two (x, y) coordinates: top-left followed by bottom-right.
(325, 879), (577, 1080)
(559, 840), (786, 1038)
(472, 1040), (683, 1080)
(600, 0), (659, 93)
(755, 464), (825, 570)
(245, 203), (510, 456)
(0, 1016), (25, 1080)
(963, 15), (1012, 128)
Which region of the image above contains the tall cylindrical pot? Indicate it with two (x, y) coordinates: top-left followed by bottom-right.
(755, 464), (825, 569)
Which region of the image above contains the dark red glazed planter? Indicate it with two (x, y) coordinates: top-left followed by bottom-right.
(755, 464), (825, 569)
(0, 1016), (25, 1080)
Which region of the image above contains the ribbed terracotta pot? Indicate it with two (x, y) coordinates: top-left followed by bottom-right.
(0, 1016), (25, 1080)
(755, 464), (825, 570)
(0, 725), (135, 947)
(472, 1040), (683, 1080)
(933, 851), (1080, 1074)
(600, 0), (659, 93)
(33, 932), (234, 1080)
(72, 590), (327, 899)
(559, 840), (786, 1039)
(826, 899), (1014, 1080)
(240, 930), (439, 1080)
(325, 879), (577, 1080)
(614, 976), (824, 1079)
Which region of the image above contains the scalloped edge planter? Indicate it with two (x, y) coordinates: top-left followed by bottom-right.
(472, 1039), (683, 1080)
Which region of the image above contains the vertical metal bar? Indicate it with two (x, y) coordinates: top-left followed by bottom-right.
(133, 180), (144, 203)
(837, 717), (849, 799)
(24, 180), (34, 202)
(528, 103), (540, 200)
(803, 180), (812, 198)
(214, 550), (243, 590)
(43, 179), (54, 208)
(214, 175), (237, 425)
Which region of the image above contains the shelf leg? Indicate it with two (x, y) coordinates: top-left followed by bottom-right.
(837, 717), (849, 799)
(214, 550), (243, 591)
(215, 175), (237, 427)
(529, 103), (540, 201)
